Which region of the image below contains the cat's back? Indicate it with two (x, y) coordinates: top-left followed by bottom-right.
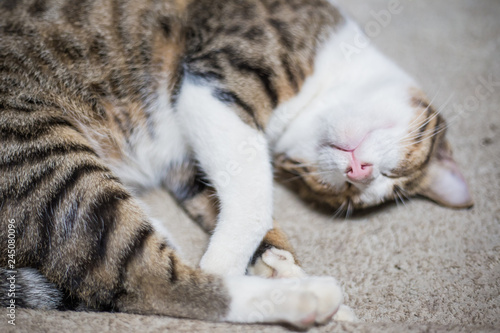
(1, 0), (343, 117)
(0, 0), (345, 187)
(0, 0), (182, 101)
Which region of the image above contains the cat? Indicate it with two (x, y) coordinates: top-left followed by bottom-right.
(0, 0), (472, 328)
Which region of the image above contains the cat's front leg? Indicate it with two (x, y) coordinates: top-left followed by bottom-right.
(164, 167), (307, 278)
(176, 76), (274, 276)
(165, 172), (306, 278)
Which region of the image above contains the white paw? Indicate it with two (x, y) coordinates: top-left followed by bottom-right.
(225, 275), (344, 329)
(248, 247), (306, 278)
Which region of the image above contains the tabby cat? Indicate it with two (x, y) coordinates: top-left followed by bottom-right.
(0, 0), (472, 328)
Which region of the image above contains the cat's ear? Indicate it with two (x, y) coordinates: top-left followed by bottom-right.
(418, 139), (473, 209)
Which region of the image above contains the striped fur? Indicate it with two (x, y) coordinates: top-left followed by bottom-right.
(0, 0), (470, 324)
(0, 0), (348, 326)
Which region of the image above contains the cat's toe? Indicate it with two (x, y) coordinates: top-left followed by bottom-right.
(303, 276), (344, 325)
(283, 276), (344, 327)
(283, 291), (319, 329)
(247, 256), (274, 278)
(248, 247), (306, 278)
(333, 305), (359, 322)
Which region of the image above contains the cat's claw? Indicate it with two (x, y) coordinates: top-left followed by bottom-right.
(333, 305), (359, 322)
(248, 247), (306, 278)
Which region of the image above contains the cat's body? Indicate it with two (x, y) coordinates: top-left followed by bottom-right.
(0, 0), (471, 327)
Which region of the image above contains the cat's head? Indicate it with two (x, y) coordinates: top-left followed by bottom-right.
(272, 51), (473, 213)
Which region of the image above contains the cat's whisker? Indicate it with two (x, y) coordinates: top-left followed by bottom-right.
(283, 168), (340, 179)
(332, 201), (347, 219)
(401, 109), (442, 143)
(306, 170), (337, 177)
(400, 187), (411, 202)
(277, 168), (334, 183)
(394, 187), (407, 207)
(399, 112), (450, 144)
(405, 106), (431, 136)
(344, 199), (353, 220)
(278, 174), (310, 183)
(399, 90), (452, 143)
(435, 92), (476, 129)
(398, 122), (449, 149)
(288, 162), (321, 168)
(403, 87), (443, 133)
(393, 192), (401, 207)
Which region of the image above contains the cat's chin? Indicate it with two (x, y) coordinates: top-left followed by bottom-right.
(293, 177), (395, 213)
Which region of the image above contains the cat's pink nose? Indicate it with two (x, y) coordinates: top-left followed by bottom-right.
(346, 163), (373, 182)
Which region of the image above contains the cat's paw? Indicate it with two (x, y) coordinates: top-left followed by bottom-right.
(225, 275), (343, 328)
(248, 247), (306, 278)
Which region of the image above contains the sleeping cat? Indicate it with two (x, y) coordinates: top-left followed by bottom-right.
(0, 0), (472, 328)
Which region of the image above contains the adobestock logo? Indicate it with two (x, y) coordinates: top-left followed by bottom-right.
(453, 74), (500, 118)
(340, 0), (406, 61)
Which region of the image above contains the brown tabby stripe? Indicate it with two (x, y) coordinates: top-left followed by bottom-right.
(281, 55), (301, 93)
(402, 171), (426, 193)
(219, 46), (279, 108)
(415, 107), (434, 142)
(213, 89), (261, 129)
(48, 188), (128, 258)
(267, 18), (295, 51)
(0, 141), (96, 168)
(411, 95), (431, 109)
(15, 162), (108, 201)
(0, 116), (77, 141)
(421, 115), (442, 166)
(42, 193), (136, 290)
(167, 252), (179, 283)
(41, 176), (126, 243)
(113, 223), (155, 300)
(28, 0), (48, 16)
(103, 222), (155, 278)
(63, 0), (92, 26)
(1, 0), (20, 11)
(412, 113), (441, 167)
(182, 0), (342, 128)
(390, 111), (443, 179)
(251, 222), (299, 266)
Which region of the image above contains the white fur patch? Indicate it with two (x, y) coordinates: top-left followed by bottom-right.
(176, 76), (274, 275)
(224, 275), (344, 328)
(111, 79), (189, 189)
